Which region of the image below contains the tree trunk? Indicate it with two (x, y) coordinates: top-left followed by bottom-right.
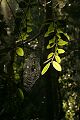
(42, 0), (60, 119)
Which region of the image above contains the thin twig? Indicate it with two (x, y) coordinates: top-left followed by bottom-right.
(16, 22), (46, 46)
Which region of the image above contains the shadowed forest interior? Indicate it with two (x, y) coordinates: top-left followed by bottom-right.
(0, 0), (80, 120)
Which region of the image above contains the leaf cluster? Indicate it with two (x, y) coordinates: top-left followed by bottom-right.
(41, 23), (70, 75)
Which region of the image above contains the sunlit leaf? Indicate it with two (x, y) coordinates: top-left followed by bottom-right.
(44, 31), (50, 37)
(49, 38), (55, 44)
(52, 61), (62, 71)
(41, 62), (50, 75)
(44, 30), (54, 37)
(47, 43), (55, 49)
(55, 47), (58, 52)
(58, 39), (68, 46)
(57, 29), (70, 40)
(63, 33), (70, 40)
(14, 73), (20, 80)
(55, 55), (61, 63)
(47, 38), (55, 49)
(19, 33), (29, 40)
(47, 52), (54, 59)
(56, 33), (61, 39)
(16, 33), (29, 43)
(44, 23), (54, 37)
(48, 22), (54, 32)
(57, 29), (63, 33)
(18, 88), (24, 100)
(16, 47), (24, 56)
(58, 49), (65, 54)
(27, 27), (32, 33)
(21, 33), (29, 40)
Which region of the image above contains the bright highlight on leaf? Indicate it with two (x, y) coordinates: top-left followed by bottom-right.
(47, 38), (55, 49)
(64, 33), (70, 40)
(18, 88), (24, 100)
(47, 44), (55, 49)
(58, 49), (65, 54)
(52, 61), (62, 71)
(49, 38), (55, 44)
(41, 62), (50, 75)
(16, 47), (24, 56)
(47, 52), (54, 59)
(56, 33), (61, 39)
(55, 55), (61, 63)
(58, 39), (68, 46)
(44, 23), (54, 37)
(42, 28), (69, 74)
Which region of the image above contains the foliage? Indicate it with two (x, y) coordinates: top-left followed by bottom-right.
(41, 24), (69, 74)
(0, 0), (80, 120)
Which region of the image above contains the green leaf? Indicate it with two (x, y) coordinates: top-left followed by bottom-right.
(44, 31), (50, 37)
(55, 55), (61, 63)
(16, 47), (24, 56)
(58, 39), (68, 46)
(44, 30), (54, 37)
(27, 27), (32, 33)
(44, 23), (54, 37)
(16, 33), (29, 43)
(57, 29), (63, 34)
(57, 29), (70, 40)
(52, 61), (62, 71)
(15, 73), (20, 80)
(22, 33), (29, 40)
(47, 52), (54, 59)
(49, 38), (55, 44)
(58, 49), (65, 54)
(48, 23), (54, 32)
(47, 43), (55, 49)
(47, 38), (55, 49)
(41, 62), (50, 75)
(56, 33), (61, 39)
(18, 88), (24, 100)
(63, 33), (70, 40)
(20, 33), (29, 40)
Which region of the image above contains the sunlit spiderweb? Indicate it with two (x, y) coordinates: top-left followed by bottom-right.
(23, 52), (41, 91)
